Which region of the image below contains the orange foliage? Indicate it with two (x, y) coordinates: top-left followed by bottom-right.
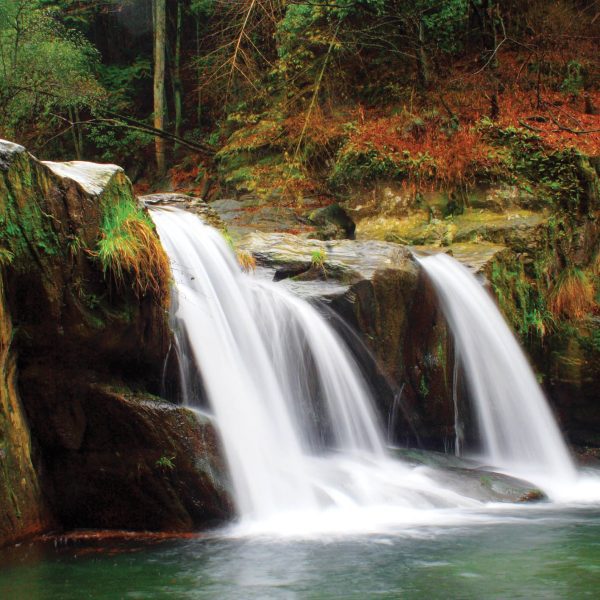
(168, 155), (210, 195)
(133, 181), (151, 195)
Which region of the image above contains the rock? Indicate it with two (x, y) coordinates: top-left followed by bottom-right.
(393, 448), (546, 503)
(209, 195), (329, 238)
(0, 139), (25, 170)
(238, 230), (479, 451)
(238, 231), (414, 285)
(355, 208), (548, 250)
(43, 385), (233, 531)
(307, 203), (356, 240)
(237, 231), (484, 452)
(0, 274), (54, 547)
(413, 242), (509, 274)
(140, 192), (224, 230)
(0, 140), (230, 546)
(43, 161), (123, 196)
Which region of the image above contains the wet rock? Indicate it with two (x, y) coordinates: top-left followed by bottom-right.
(238, 231), (413, 285)
(237, 231), (481, 453)
(393, 448), (546, 503)
(238, 230), (424, 437)
(412, 242), (509, 274)
(0, 140), (229, 546)
(0, 274), (54, 547)
(44, 385), (233, 531)
(140, 193), (224, 230)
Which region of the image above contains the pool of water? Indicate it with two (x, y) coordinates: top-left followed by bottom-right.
(1, 507), (599, 599)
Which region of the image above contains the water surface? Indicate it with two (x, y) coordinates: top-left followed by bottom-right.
(2, 507), (599, 599)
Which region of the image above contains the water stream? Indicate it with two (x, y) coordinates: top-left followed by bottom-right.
(418, 254), (583, 498)
(150, 207), (598, 534)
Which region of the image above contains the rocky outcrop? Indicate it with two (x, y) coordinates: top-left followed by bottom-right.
(237, 231), (462, 450)
(41, 386), (232, 531)
(393, 448), (545, 503)
(0, 266), (53, 546)
(343, 155), (600, 449)
(0, 141), (232, 547)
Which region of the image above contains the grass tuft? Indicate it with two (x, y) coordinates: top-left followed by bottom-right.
(236, 250), (256, 272)
(548, 267), (595, 320)
(0, 248), (14, 267)
(311, 248), (327, 269)
(96, 201), (171, 303)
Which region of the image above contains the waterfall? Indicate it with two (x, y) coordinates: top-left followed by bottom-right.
(419, 253), (578, 486)
(150, 207), (483, 531)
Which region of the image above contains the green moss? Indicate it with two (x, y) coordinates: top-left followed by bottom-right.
(480, 475), (492, 489)
(329, 145), (436, 190)
(482, 122), (594, 214)
(95, 191), (171, 303)
(0, 163), (61, 264)
(490, 259), (555, 339)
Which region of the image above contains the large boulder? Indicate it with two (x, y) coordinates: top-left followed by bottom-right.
(40, 385), (232, 531)
(0, 141), (232, 546)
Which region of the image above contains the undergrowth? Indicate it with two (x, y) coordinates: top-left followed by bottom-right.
(548, 267), (596, 320)
(96, 200), (170, 303)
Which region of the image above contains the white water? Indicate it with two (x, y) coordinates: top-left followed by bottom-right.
(150, 208), (488, 531)
(151, 207), (599, 534)
(419, 254), (582, 495)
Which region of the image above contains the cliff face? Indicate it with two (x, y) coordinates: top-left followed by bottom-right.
(0, 253), (52, 546)
(0, 141), (232, 547)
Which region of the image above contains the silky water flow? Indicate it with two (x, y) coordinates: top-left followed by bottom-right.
(150, 207), (599, 536)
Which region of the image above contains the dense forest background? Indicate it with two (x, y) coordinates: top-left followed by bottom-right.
(0, 0), (598, 197)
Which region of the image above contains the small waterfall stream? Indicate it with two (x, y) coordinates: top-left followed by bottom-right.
(419, 253), (578, 487)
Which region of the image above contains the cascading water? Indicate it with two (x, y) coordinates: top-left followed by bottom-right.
(419, 253), (578, 489)
(150, 207), (598, 533)
(150, 207), (484, 533)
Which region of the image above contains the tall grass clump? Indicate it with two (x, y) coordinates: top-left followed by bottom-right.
(548, 267), (595, 320)
(236, 250), (256, 272)
(97, 200), (170, 304)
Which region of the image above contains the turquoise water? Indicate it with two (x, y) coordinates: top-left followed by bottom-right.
(1, 507), (599, 599)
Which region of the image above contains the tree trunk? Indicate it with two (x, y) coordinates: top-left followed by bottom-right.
(173, 0), (183, 148)
(196, 13), (202, 124)
(75, 106), (84, 158)
(153, 0), (167, 175)
(416, 18), (429, 89)
(68, 107), (81, 160)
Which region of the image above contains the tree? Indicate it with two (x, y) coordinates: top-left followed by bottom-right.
(152, 0), (166, 174)
(0, 0), (103, 150)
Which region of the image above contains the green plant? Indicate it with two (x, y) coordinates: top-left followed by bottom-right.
(0, 247), (13, 267)
(561, 60), (584, 96)
(311, 248), (327, 269)
(155, 455), (176, 470)
(96, 199), (170, 302)
(221, 229), (235, 250)
(66, 235), (83, 257)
